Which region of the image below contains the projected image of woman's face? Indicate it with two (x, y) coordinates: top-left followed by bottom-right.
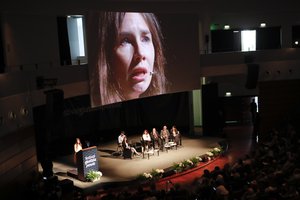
(113, 13), (155, 100)
(88, 11), (200, 107)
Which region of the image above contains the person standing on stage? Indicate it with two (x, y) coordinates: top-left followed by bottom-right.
(74, 138), (83, 164)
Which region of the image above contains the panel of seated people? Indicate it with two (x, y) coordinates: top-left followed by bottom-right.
(116, 125), (182, 159)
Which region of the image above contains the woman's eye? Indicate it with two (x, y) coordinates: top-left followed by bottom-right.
(120, 37), (130, 46)
(142, 35), (151, 42)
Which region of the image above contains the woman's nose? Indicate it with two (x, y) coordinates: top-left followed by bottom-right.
(134, 42), (146, 61)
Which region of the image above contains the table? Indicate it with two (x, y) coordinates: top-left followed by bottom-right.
(164, 142), (177, 152)
(143, 148), (160, 159)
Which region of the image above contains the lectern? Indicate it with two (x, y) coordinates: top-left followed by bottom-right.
(76, 146), (99, 181)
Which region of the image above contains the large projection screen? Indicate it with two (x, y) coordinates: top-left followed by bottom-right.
(87, 11), (200, 107)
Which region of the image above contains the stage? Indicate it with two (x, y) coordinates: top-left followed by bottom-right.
(41, 135), (223, 194)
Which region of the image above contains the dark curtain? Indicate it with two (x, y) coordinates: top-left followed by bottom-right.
(256, 27), (281, 50)
(57, 16), (71, 65)
(95, 92), (191, 138)
(33, 92), (191, 156)
(211, 30), (235, 53)
(139, 92), (190, 129)
(0, 16), (5, 73)
(292, 25), (300, 48)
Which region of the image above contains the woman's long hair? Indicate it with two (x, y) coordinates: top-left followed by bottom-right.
(94, 12), (167, 105)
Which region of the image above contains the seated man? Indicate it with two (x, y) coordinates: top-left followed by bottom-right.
(117, 131), (126, 153)
(142, 129), (152, 151)
(118, 131), (126, 144)
(160, 125), (170, 145)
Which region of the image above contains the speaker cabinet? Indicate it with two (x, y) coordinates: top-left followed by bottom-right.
(45, 89), (64, 120)
(202, 83), (219, 136)
(245, 64), (259, 89)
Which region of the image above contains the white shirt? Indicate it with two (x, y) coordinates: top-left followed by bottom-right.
(74, 143), (82, 153)
(142, 133), (151, 141)
(118, 134), (125, 144)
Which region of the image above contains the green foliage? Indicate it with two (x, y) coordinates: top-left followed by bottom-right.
(85, 170), (102, 182)
(137, 169), (164, 181)
(190, 157), (199, 166)
(137, 172), (152, 181)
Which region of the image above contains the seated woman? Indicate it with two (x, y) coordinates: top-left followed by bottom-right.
(122, 136), (141, 157)
(150, 128), (162, 150)
(142, 129), (152, 151)
(170, 125), (181, 145)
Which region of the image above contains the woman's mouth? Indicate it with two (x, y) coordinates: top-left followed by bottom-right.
(130, 67), (148, 82)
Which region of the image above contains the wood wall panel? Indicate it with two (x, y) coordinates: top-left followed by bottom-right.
(0, 126), (38, 198)
(0, 145), (36, 176)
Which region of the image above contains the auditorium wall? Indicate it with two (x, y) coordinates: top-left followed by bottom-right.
(1, 1), (300, 198)
(259, 79), (300, 141)
(0, 126), (38, 199)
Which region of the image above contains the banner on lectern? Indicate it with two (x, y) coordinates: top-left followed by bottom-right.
(76, 146), (99, 181)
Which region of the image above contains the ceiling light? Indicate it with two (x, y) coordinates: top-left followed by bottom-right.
(225, 92), (232, 97)
(260, 23), (266, 28)
(224, 25), (230, 30)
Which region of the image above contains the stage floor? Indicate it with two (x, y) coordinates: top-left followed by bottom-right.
(42, 135), (222, 194)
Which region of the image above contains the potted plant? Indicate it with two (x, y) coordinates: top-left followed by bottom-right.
(85, 170), (102, 182)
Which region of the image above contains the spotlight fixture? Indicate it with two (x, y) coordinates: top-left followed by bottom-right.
(295, 41), (299, 45)
(20, 107), (29, 116)
(8, 111), (16, 120)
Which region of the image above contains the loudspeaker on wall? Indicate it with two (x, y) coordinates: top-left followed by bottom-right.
(44, 89), (64, 120)
(245, 63), (259, 89)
